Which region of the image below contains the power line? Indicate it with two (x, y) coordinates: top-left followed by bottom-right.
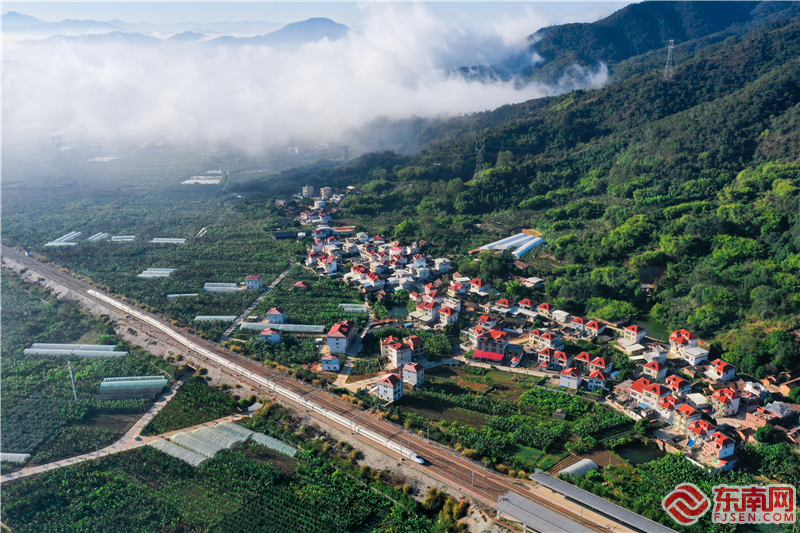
(663, 39), (675, 81)
(473, 137), (485, 178)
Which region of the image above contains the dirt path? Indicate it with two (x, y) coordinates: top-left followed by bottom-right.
(220, 262), (294, 341)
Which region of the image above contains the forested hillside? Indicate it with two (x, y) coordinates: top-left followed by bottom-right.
(245, 14), (800, 374)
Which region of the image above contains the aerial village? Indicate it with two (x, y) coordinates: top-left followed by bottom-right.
(244, 184), (800, 475)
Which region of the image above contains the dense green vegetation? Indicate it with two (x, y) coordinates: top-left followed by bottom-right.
(141, 375), (241, 435)
(252, 265), (366, 328)
(245, 16), (800, 373)
(389, 367), (631, 473)
(0, 272), (171, 459)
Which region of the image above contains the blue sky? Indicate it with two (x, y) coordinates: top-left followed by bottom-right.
(4, 2), (631, 28)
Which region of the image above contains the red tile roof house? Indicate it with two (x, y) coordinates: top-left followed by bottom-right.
(642, 361), (667, 381)
(585, 321), (605, 336)
(570, 316), (586, 332)
(403, 363), (425, 387)
(673, 403), (702, 434)
(701, 431), (738, 471)
(665, 375), (692, 398)
(589, 357), (612, 374)
(706, 359), (736, 382)
(669, 328), (698, 356)
(376, 374), (404, 402)
(381, 336), (412, 368)
(321, 353), (340, 372)
(710, 388), (740, 417)
(574, 351), (592, 372)
(476, 328), (509, 355)
(559, 367), (583, 389)
(266, 307), (287, 324)
(623, 324), (646, 343)
(629, 377), (652, 404)
(259, 327), (281, 343)
(536, 303), (554, 318)
(327, 320), (356, 354)
(245, 275), (263, 290)
(586, 370), (608, 391)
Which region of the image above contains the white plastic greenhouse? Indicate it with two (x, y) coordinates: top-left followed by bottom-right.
(150, 439), (207, 467)
(170, 432), (226, 458)
(193, 426), (245, 449)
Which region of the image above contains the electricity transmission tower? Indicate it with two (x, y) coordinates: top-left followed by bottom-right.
(342, 145), (349, 162)
(474, 138), (485, 177)
(663, 39), (675, 81)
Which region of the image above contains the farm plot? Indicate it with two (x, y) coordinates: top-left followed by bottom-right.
(140, 376), (239, 435)
(252, 266), (367, 329)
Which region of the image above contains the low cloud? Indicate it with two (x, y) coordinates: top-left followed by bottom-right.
(3, 3), (609, 153)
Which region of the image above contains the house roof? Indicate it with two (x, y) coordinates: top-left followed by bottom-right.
(519, 299), (533, 307)
(711, 359), (735, 373)
(440, 306), (455, 315)
(294, 281), (312, 289)
(268, 307), (286, 315)
(538, 347), (555, 357)
(246, 275), (262, 280)
(658, 396), (677, 410)
(560, 367), (582, 378)
(321, 354), (339, 361)
(404, 363), (425, 372)
(688, 420), (716, 436)
(537, 303), (553, 311)
(708, 431), (732, 446)
(378, 374), (401, 386)
(406, 336), (424, 348)
(588, 370), (607, 381)
(473, 350), (504, 362)
(327, 320), (354, 338)
(553, 350), (569, 361)
(470, 278), (484, 287)
(571, 317), (586, 325)
(260, 328), (279, 335)
(644, 361), (666, 371)
(585, 321), (601, 329)
(631, 378), (652, 394)
(670, 329), (697, 343)
(496, 299), (513, 307)
(675, 403), (699, 417)
(666, 375), (690, 390)
(381, 335), (402, 345)
(625, 324), (644, 333)
(645, 383), (670, 396)
(591, 357), (609, 368)
(711, 388), (739, 403)
(575, 352), (592, 363)
(478, 329), (508, 342)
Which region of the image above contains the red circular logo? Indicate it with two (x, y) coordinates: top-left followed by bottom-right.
(662, 483), (711, 525)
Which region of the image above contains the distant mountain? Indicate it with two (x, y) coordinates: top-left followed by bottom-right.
(168, 31), (206, 42)
(28, 18), (121, 35)
(1, 11), (44, 31)
(210, 17), (350, 47)
(42, 31), (162, 45)
(524, 1), (798, 82)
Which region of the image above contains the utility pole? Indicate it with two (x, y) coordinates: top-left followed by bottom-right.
(94, 441), (101, 459)
(68, 361), (78, 400)
(663, 39), (675, 81)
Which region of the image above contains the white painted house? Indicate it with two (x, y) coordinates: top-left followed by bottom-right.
(559, 367), (583, 389)
(327, 320), (356, 354)
(376, 374), (404, 402)
(245, 275), (263, 290)
(260, 328), (281, 343)
(267, 307), (287, 324)
(403, 363), (425, 387)
(321, 353), (340, 372)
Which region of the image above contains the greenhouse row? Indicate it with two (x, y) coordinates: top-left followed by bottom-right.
(149, 439), (207, 467)
(24, 343), (128, 358)
(239, 323), (325, 333)
(96, 376), (168, 400)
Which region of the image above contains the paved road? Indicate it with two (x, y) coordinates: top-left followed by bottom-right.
(220, 262), (294, 341)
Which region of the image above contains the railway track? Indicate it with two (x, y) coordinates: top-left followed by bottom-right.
(1, 245), (621, 532)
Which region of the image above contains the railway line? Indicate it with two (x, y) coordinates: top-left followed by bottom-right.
(2, 245), (626, 532)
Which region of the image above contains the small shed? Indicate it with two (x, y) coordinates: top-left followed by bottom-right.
(553, 408), (568, 420)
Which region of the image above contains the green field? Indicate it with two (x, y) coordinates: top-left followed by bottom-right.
(141, 375), (242, 435)
(0, 273), (172, 463)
